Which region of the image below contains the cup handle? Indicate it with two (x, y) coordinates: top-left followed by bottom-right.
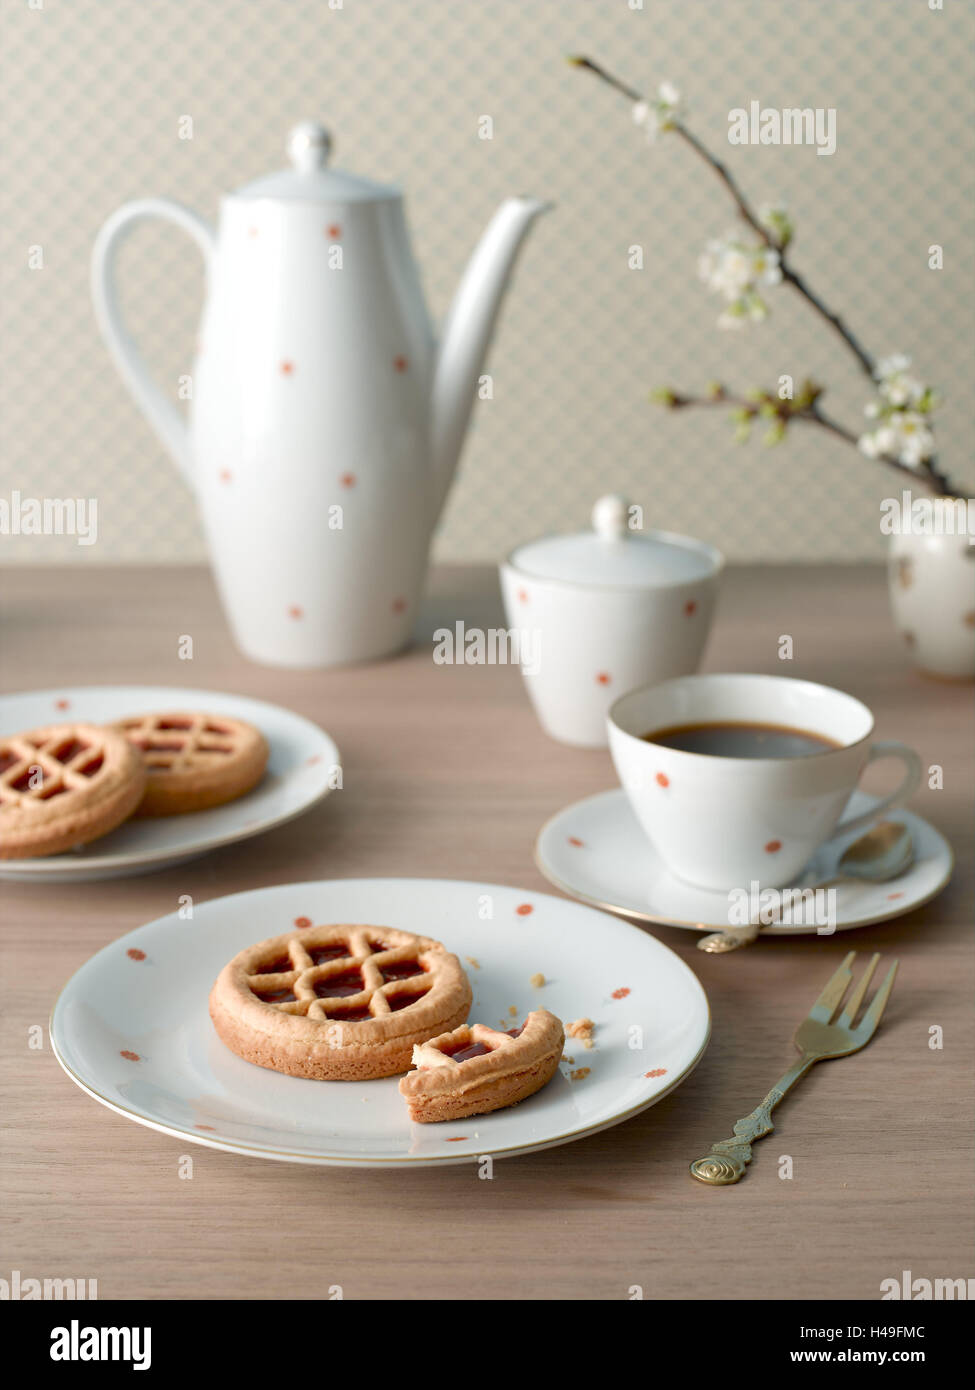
(834, 740), (922, 839)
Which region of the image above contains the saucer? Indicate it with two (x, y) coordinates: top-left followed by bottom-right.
(535, 789), (952, 936)
(0, 686), (340, 882)
(50, 877), (710, 1167)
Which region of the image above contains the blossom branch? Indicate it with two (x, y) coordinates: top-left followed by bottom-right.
(657, 385), (954, 493)
(570, 53), (962, 497)
(569, 55), (875, 379)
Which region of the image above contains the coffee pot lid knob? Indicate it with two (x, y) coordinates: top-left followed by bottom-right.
(592, 493), (631, 541)
(287, 121), (332, 173)
(234, 121), (397, 202)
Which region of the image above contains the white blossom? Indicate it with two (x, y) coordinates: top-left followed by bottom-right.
(858, 431), (882, 459)
(632, 82), (684, 141)
(860, 352), (938, 462)
(870, 354), (926, 408)
(699, 232), (781, 327)
(875, 353), (912, 381)
(881, 370), (926, 409)
(858, 412), (935, 467)
(892, 412), (936, 465)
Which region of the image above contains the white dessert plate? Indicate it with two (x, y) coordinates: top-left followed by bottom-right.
(50, 877), (710, 1167)
(536, 788), (952, 935)
(0, 686), (340, 881)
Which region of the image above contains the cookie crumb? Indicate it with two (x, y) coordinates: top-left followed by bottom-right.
(562, 1054), (575, 1065)
(465, 956), (481, 969)
(569, 1067), (590, 1082)
(508, 1005), (518, 1017)
(529, 972), (545, 988)
(566, 1017), (595, 1050)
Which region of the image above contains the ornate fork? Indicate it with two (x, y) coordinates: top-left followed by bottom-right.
(690, 950), (898, 1185)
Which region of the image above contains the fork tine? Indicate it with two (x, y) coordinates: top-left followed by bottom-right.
(856, 959), (899, 1038)
(808, 950), (856, 1022)
(837, 953), (880, 1028)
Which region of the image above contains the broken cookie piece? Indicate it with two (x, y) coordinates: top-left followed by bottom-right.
(398, 1009), (564, 1123)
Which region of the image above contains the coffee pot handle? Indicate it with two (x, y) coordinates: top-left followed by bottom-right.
(91, 198), (215, 486)
(836, 740), (922, 839)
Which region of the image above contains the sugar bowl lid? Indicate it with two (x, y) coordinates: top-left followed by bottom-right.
(508, 495), (722, 589)
(232, 122), (400, 204)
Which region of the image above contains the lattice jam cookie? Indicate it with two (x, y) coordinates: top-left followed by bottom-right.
(399, 1009), (564, 1123)
(115, 711), (268, 816)
(0, 723), (146, 859)
(209, 923), (473, 1080)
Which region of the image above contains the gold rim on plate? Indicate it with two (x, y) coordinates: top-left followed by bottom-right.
(49, 1015), (711, 1166)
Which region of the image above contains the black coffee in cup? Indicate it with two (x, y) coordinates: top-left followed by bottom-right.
(641, 721), (840, 759)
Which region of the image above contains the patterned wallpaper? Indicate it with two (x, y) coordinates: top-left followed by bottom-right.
(1, 0), (972, 565)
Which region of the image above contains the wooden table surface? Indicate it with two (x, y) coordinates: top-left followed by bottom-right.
(2, 563), (972, 1302)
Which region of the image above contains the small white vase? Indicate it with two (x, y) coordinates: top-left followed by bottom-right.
(887, 527), (975, 680)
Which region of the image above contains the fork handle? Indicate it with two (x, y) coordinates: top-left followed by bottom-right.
(690, 1055), (815, 1184)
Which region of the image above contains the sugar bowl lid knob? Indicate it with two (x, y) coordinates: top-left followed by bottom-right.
(591, 493), (631, 541)
(287, 121), (332, 173)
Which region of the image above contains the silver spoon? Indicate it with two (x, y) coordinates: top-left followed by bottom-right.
(696, 821), (914, 954)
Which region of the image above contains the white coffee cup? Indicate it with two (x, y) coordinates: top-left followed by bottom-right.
(608, 673), (921, 891)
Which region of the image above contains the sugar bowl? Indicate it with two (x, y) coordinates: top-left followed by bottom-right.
(499, 495), (724, 747)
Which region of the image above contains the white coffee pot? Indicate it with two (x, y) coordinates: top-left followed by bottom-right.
(92, 122), (548, 667)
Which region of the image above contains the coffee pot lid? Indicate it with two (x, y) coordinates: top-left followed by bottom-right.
(508, 495), (722, 589)
(232, 122), (400, 204)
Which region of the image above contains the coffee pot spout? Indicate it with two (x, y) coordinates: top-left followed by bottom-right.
(430, 196), (550, 521)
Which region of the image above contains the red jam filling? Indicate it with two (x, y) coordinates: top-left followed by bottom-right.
(388, 991), (425, 1012)
(79, 754), (103, 776)
(309, 945), (349, 966)
(380, 960), (425, 982)
(35, 782), (67, 799)
(257, 956), (292, 975)
(53, 739), (88, 763)
(256, 987), (297, 1004)
(329, 1005), (373, 1022)
(448, 1041), (491, 1063)
(158, 719), (194, 730)
(506, 1024), (526, 1038)
(314, 969), (363, 999)
(0, 751), (19, 774)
